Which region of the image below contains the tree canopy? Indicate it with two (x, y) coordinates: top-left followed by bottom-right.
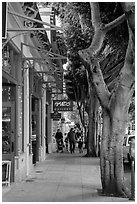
(51, 2), (129, 96)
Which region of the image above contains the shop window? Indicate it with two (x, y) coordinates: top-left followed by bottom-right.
(31, 97), (38, 148)
(2, 107), (11, 154)
(2, 46), (12, 75)
(32, 97), (38, 112)
(132, 123), (135, 131)
(2, 45), (19, 80)
(2, 86), (16, 102)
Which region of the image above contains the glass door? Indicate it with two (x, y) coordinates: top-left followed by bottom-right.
(2, 102), (15, 182)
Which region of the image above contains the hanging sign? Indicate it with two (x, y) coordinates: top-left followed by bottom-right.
(51, 112), (61, 120)
(61, 117), (65, 123)
(53, 100), (73, 111)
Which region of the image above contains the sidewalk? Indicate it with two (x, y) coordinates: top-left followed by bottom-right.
(2, 150), (131, 202)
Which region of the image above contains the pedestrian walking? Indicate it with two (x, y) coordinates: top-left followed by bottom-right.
(55, 129), (63, 152)
(75, 128), (81, 141)
(64, 133), (69, 152)
(78, 136), (83, 153)
(67, 128), (76, 154)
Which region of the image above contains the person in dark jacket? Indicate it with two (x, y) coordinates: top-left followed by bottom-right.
(55, 129), (63, 152)
(78, 136), (83, 153)
(67, 128), (76, 154)
(64, 133), (69, 151)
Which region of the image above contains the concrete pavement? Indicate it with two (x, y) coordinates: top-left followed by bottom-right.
(2, 150), (131, 202)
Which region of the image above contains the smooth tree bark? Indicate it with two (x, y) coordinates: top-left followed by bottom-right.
(79, 2), (135, 197)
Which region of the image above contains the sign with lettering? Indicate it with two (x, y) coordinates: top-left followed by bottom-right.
(53, 100), (73, 111)
(51, 112), (61, 120)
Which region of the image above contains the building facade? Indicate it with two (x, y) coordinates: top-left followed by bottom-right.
(2, 2), (64, 183)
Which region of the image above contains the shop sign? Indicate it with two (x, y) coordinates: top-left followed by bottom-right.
(61, 117), (65, 123)
(51, 112), (61, 120)
(53, 119), (60, 121)
(53, 100), (73, 111)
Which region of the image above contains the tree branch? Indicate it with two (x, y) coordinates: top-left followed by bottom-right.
(91, 59), (110, 108)
(78, 3), (128, 108)
(105, 14), (126, 32)
(90, 2), (102, 27)
(78, 2), (106, 61)
(78, 13), (88, 33)
(79, 52), (110, 108)
(78, 3), (126, 61)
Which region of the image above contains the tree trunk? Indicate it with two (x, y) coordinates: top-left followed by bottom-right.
(77, 1), (134, 197)
(100, 81), (134, 197)
(100, 109), (127, 196)
(85, 89), (97, 157)
(86, 111), (96, 157)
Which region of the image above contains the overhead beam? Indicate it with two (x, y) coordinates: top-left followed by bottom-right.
(8, 10), (63, 31)
(35, 71), (63, 74)
(51, 92), (63, 94)
(42, 81), (56, 83)
(21, 43), (67, 59)
(8, 28), (60, 31)
(42, 81), (63, 85)
(23, 57), (67, 60)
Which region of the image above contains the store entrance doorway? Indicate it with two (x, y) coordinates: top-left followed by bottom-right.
(31, 97), (39, 164)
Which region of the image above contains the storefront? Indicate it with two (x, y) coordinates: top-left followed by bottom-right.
(2, 44), (22, 182)
(2, 2), (64, 184)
